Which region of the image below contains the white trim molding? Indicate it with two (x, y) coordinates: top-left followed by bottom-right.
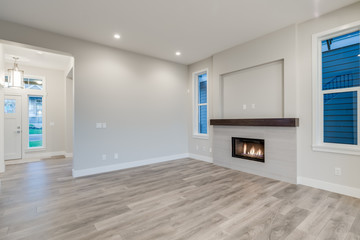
(298, 176), (360, 199)
(23, 150), (66, 159)
(72, 153), (189, 178)
(192, 68), (209, 139)
(188, 153), (213, 163)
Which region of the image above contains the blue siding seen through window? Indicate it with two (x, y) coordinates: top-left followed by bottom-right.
(324, 91), (357, 145)
(321, 30), (359, 145)
(199, 105), (207, 134)
(198, 73), (207, 134)
(322, 31), (360, 90)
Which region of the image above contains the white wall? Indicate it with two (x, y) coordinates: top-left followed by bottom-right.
(296, 3), (360, 190)
(3, 64), (67, 158)
(212, 25), (298, 119)
(0, 44), (4, 172)
(0, 20), (188, 172)
(222, 60), (284, 118)
(65, 76), (73, 155)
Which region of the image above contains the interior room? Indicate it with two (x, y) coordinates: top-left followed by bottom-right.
(0, 0), (359, 239)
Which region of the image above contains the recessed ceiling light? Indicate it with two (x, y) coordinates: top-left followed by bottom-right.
(114, 34), (121, 39)
(175, 51), (181, 56)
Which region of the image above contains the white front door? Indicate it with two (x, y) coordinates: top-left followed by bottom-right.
(4, 95), (22, 160)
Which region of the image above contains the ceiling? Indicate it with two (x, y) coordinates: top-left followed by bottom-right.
(0, 0), (358, 65)
(3, 44), (73, 71)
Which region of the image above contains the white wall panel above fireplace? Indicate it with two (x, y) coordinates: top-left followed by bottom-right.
(221, 60), (284, 119)
(213, 126), (297, 183)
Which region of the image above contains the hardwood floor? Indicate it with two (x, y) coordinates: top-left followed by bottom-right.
(0, 158), (359, 240)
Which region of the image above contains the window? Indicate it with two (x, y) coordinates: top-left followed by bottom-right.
(4, 76), (43, 90)
(193, 70), (208, 137)
(313, 22), (360, 155)
(28, 96), (43, 148)
(4, 99), (16, 114)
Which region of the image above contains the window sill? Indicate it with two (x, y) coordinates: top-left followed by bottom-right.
(26, 147), (46, 153)
(312, 144), (360, 156)
(193, 134), (209, 140)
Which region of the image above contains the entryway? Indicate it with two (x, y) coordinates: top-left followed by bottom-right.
(0, 40), (74, 169)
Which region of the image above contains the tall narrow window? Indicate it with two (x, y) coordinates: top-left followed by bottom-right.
(193, 70), (208, 137)
(28, 96), (43, 148)
(313, 23), (360, 154)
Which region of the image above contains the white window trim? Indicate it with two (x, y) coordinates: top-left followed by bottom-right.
(192, 69), (209, 139)
(312, 21), (360, 155)
(26, 93), (46, 152)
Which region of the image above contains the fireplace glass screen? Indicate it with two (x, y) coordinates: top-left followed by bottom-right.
(232, 137), (265, 162)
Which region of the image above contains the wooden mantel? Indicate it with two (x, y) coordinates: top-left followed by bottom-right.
(210, 118), (299, 127)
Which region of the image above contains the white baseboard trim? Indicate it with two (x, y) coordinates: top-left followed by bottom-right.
(23, 151), (66, 159)
(72, 153), (189, 178)
(188, 153), (213, 163)
(65, 152), (73, 158)
(298, 177), (360, 199)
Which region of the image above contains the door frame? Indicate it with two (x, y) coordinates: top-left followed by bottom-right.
(3, 80), (47, 160)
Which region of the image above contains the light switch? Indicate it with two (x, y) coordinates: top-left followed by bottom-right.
(50, 122), (55, 126)
(243, 104), (247, 110)
(251, 104), (255, 109)
(102, 122), (107, 128)
(96, 123), (102, 129)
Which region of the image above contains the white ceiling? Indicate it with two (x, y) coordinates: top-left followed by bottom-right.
(0, 0), (358, 65)
(3, 44), (72, 71)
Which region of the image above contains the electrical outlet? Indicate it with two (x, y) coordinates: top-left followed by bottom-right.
(209, 147), (212, 153)
(335, 167), (342, 176)
(243, 104), (247, 110)
(102, 122), (107, 128)
(96, 123), (102, 129)
(114, 153), (119, 159)
(102, 154), (107, 160)
(251, 104), (255, 109)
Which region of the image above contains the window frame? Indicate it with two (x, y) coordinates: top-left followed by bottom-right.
(27, 94), (46, 150)
(4, 74), (45, 90)
(312, 21), (360, 155)
(192, 69), (209, 139)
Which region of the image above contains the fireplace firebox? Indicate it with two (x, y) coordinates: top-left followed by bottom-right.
(232, 137), (265, 162)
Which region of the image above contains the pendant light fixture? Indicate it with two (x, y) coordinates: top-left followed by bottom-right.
(7, 57), (24, 88)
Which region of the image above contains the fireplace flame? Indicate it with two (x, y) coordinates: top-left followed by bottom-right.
(242, 144), (263, 157)
(249, 146), (255, 155)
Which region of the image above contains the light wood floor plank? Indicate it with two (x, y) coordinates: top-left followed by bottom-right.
(1, 158), (359, 240)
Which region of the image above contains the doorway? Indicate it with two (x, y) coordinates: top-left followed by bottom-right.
(4, 95), (22, 160)
(1, 41), (74, 168)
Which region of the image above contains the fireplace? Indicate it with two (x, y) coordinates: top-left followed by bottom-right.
(232, 137), (265, 162)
